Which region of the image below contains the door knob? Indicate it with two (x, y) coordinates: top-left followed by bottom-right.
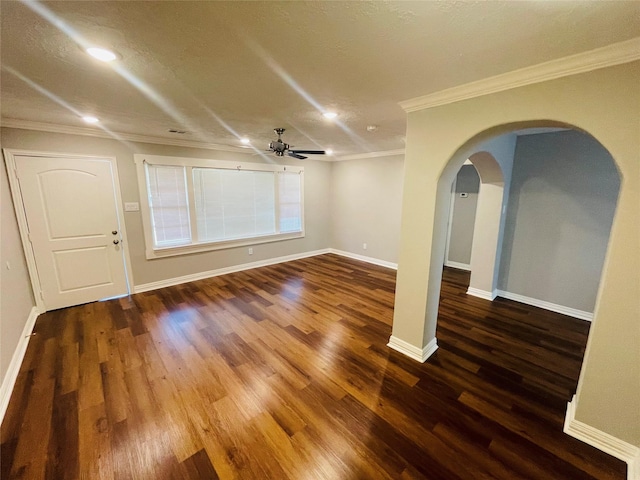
(112, 230), (118, 235)
(113, 240), (120, 245)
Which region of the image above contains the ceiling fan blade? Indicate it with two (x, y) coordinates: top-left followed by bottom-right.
(287, 152), (307, 160)
(289, 149), (325, 155)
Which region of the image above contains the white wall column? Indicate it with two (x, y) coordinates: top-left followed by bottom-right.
(467, 182), (504, 299)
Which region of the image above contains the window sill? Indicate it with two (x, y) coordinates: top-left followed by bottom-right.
(145, 231), (305, 260)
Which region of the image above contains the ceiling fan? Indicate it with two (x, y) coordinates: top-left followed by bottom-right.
(268, 128), (325, 159)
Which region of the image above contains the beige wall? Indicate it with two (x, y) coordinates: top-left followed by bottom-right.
(0, 158), (36, 384)
(467, 135), (516, 294)
(330, 154), (404, 264)
(0, 128), (332, 287)
(499, 130), (620, 312)
(447, 165), (479, 266)
(393, 61), (640, 446)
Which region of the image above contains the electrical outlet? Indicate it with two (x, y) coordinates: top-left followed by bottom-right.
(248, 247), (253, 255)
(363, 243), (367, 250)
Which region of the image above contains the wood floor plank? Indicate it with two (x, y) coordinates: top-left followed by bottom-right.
(0, 255), (627, 479)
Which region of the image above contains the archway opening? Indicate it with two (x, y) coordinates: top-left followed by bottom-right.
(444, 150), (507, 298)
(432, 123), (621, 414)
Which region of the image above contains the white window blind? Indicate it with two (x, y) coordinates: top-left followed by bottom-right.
(145, 164), (191, 247)
(279, 171), (302, 233)
(137, 155), (304, 258)
(193, 168), (276, 242)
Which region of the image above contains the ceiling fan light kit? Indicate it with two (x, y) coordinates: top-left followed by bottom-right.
(268, 128), (326, 160)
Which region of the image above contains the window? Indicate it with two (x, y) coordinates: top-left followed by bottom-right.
(135, 155), (304, 259)
(145, 165), (191, 247)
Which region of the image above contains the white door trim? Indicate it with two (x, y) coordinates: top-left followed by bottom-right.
(3, 149), (134, 311)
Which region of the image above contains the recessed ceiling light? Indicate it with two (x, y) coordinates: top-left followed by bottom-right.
(86, 47), (117, 62)
(240, 137), (251, 144)
(82, 116), (100, 124)
(323, 112), (338, 119)
(325, 149), (334, 156)
(366, 125), (378, 132)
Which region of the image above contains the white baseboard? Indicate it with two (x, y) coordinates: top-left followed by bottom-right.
(134, 247), (401, 294)
(564, 396), (640, 480)
(466, 287), (498, 301)
(134, 248), (332, 293)
(329, 249), (398, 270)
(496, 290), (593, 321)
(387, 336), (438, 363)
(0, 306), (39, 424)
(444, 260), (471, 271)
(631, 451), (640, 480)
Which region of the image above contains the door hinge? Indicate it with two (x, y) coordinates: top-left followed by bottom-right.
(39, 290), (45, 301)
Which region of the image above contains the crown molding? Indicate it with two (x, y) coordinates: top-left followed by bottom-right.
(1, 118), (405, 160)
(400, 37), (640, 113)
(0, 118), (250, 153)
(337, 149), (405, 161)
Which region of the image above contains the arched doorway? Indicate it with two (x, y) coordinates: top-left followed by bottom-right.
(390, 62), (638, 465)
(441, 128), (620, 316)
(444, 149), (508, 299)
(444, 163), (480, 272)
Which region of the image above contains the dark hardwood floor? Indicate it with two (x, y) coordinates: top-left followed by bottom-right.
(1, 254), (626, 479)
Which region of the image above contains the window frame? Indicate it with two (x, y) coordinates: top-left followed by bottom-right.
(134, 154), (305, 259)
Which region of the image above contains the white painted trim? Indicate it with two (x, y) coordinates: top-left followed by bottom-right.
(466, 287), (498, 301)
(328, 249), (398, 270)
(387, 336), (438, 363)
(444, 176), (457, 268)
(3, 149), (134, 310)
(336, 149), (405, 161)
(444, 261), (471, 271)
(133, 247), (398, 294)
(134, 249), (331, 293)
(3, 149), (46, 312)
(400, 37), (640, 112)
(631, 452), (640, 480)
(106, 152), (136, 296)
(564, 396), (640, 480)
(0, 307), (39, 424)
(0, 119), (405, 161)
(496, 289), (593, 321)
(0, 119), (251, 153)
(134, 154), (305, 260)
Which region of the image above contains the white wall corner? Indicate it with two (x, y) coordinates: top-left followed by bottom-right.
(329, 249), (398, 270)
(387, 336), (438, 363)
(0, 306), (39, 424)
(466, 287), (498, 301)
(564, 395), (640, 480)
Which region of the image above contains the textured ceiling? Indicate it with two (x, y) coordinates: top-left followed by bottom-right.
(1, 1), (639, 156)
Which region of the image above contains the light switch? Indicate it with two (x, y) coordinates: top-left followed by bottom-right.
(124, 202), (140, 212)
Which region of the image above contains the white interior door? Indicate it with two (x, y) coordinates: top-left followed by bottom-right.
(14, 155), (128, 310)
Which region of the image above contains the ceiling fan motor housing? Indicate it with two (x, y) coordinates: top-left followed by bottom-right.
(269, 139), (289, 156)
